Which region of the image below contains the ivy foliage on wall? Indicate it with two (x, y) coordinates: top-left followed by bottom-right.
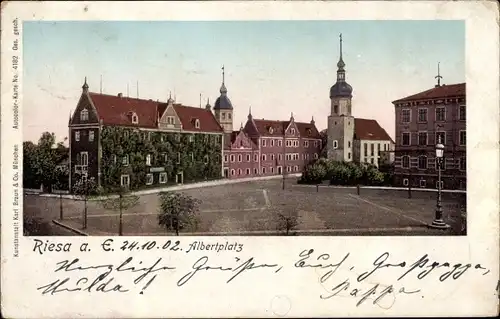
(100, 126), (222, 191)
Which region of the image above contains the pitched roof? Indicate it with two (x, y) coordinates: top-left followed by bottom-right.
(295, 122), (321, 139)
(251, 119), (321, 138)
(392, 83), (466, 104)
(89, 92), (159, 128)
(252, 119), (287, 136)
(88, 92), (223, 133)
(170, 104), (223, 133)
(354, 118), (393, 142)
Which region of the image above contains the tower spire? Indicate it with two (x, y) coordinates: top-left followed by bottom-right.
(337, 33), (345, 71)
(220, 65), (227, 95)
(82, 77), (89, 92)
(435, 62), (443, 87)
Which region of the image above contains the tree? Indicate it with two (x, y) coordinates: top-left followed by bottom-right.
(158, 192), (201, 235)
(72, 176), (99, 229)
(319, 129), (328, 158)
(275, 212), (299, 236)
(99, 186), (139, 236)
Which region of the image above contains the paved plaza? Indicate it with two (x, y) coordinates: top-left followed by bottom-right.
(23, 178), (466, 236)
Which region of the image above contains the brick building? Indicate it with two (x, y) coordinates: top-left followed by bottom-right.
(392, 81), (466, 190)
(68, 78), (224, 192)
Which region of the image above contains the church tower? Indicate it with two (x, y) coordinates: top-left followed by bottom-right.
(214, 65), (234, 133)
(327, 34), (354, 162)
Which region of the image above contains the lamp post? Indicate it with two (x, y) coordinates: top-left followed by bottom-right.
(429, 137), (450, 229)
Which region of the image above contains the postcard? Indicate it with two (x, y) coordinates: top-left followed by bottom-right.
(1, 1), (499, 317)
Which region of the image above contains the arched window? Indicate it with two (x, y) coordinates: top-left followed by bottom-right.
(80, 109), (89, 121)
(401, 155), (410, 168)
(237, 169), (242, 175)
(131, 112), (139, 124)
(194, 119), (200, 129)
(231, 169), (235, 176)
(333, 140), (338, 149)
(418, 155), (427, 170)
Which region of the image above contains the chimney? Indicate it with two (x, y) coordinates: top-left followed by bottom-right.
(118, 93), (123, 98)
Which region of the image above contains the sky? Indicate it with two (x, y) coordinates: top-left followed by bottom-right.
(23, 20), (464, 143)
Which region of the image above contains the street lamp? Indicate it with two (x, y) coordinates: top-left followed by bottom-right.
(429, 136), (450, 229)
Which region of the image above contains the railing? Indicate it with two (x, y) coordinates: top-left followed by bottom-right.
(74, 165), (88, 174)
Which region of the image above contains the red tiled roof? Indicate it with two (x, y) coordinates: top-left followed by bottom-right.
(88, 92), (222, 133)
(224, 130), (258, 150)
(251, 119), (320, 138)
(354, 118), (393, 142)
(89, 92), (159, 128)
(295, 122), (321, 139)
(171, 104), (223, 133)
(392, 83), (465, 103)
(252, 119), (287, 136)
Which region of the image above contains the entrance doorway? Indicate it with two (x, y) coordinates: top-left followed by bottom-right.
(277, 166), (282, 175)
(224, 168), (229, 178)
(176, 172), (184, 184)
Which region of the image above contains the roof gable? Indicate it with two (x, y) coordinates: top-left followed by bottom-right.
(70, 93), (99, 125)
(393, 83), (466, 104)
(354, 118), (393, 142)
(251, 118), (321, 139)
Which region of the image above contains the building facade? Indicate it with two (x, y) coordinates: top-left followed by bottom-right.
(327, 34), (394, 167)
(68, 78), (224, 192)
(392, 82), (466, 190)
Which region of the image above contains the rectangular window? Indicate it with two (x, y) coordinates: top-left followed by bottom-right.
(435, 107), (446, 121)
(146, 154), (152, 166)
(167, 116), (175, 125)
(121, 174), (130, 187)
(254, 168), (258, 175)
(377, 143), (380, 153)
(348, 152), (351, 159)
(370, 158), (374, 164)
(88, 130), (94, 142)
(189, 135), (194, 142)
(304, 140), (309, 147)
(222, 113), (226, 120)
(262, 154), (267, 161)
(278, 154), (282, 161)
(419, 180), (426, 188)
(262, 167), (266, 174)
(278, 140), (282, 147)
(401, 156), (410, 168)
(403, 178), (409, 186)
(254, 154), (258, 162)
(224, 155), (228, 163)
(418, 108), (428, 122)
(238, 154), (242, 162)
(418, 132), (428, 146)
(402, 132), (410, 146)
(459, 105), (466, 120)
(246, 168), (250, 175)
(230, 154), (235, 162)
(190, 153), (194, 161)
(262, 139), (266, 147)
(177, 152), (181, 164)
(436, 131), (446, 145)
(401, 109), (411, 123)
(246, 154), (250, 162)
(159, 173), (167, 184)
(122, 155), (129, 166)
(164, 153), (168, 163)
(146, 174), (153, 185)
(459, 130), (466, 146)
(75, 131), (80, 141)
(370, 144), (374, 156)
(364, 143), (368, 156)
(204, 155), (209, 164)
(271, 140), (275, 147)
(460, 156), (466, 171)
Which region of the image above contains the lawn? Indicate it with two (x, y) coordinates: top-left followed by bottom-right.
(23, 179), (466, 236)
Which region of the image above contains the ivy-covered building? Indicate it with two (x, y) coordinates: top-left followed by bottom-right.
(68, 78), (224, 193)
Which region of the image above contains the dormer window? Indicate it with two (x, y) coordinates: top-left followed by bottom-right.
(194, 119), (200, 129)
(80, 109), (89, 121)
(307, 128), (312, 135)
(268, 127), (274, 134)
(130, 112), (139, 124)
(291, 128), (296, 135)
